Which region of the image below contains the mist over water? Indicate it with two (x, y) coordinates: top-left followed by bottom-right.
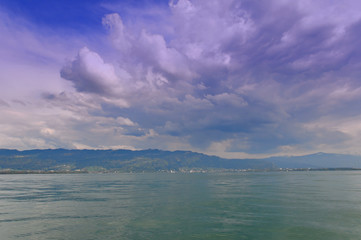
(1, 172), (361, 240)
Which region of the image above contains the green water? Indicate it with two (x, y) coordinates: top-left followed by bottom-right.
(0, 171), (361, 239)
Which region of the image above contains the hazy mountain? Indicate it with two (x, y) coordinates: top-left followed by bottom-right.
(264, 152), (361, 169)
(0, 149), (360, 172)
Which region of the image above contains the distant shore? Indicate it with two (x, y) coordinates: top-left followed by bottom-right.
(1, 168), (361, 174)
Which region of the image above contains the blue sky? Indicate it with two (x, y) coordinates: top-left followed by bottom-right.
(1, 0), (361, 158)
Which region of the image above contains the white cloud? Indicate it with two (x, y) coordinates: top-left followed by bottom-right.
(138, 30), (195, 80)
(40, 128), (56, 136)
(61, 47), (122, 95)
(102, 13), (131, 52)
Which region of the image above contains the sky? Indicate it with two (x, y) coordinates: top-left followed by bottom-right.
(1, 0), (361, 158)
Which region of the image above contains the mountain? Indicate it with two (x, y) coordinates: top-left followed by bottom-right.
(0, 149), (360, 172)
(0, 149), (272, 172)
(264, 152), (361, 169)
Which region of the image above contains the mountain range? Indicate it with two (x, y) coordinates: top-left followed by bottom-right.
(0, 149), (361, 172)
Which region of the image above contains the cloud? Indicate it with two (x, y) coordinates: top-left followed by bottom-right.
(3, 0), (361, 157)
(55, 0), (361, 156)
(102, 13), (131, 52)
(0, 98), (9, 107)
(60, 47), (122, 95)
(102, 12), (196, 83)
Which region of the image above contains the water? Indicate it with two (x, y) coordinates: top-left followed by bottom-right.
(0, 171), (361, 240)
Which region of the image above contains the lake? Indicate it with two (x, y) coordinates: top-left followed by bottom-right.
(1, 171), (361, 239)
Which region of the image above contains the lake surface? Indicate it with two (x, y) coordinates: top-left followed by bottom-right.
(1, 171), (361, 239)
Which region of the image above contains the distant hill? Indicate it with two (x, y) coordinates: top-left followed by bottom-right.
(0, 149), (272, 172)
(264, 152), (361, 169)
(0, 149), (360, 172)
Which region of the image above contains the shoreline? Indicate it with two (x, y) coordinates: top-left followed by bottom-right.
(1, 168), (361, 174)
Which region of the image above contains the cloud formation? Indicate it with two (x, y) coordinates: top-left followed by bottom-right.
(61, 47), (121, 95)
(2, 0), (361, 157)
